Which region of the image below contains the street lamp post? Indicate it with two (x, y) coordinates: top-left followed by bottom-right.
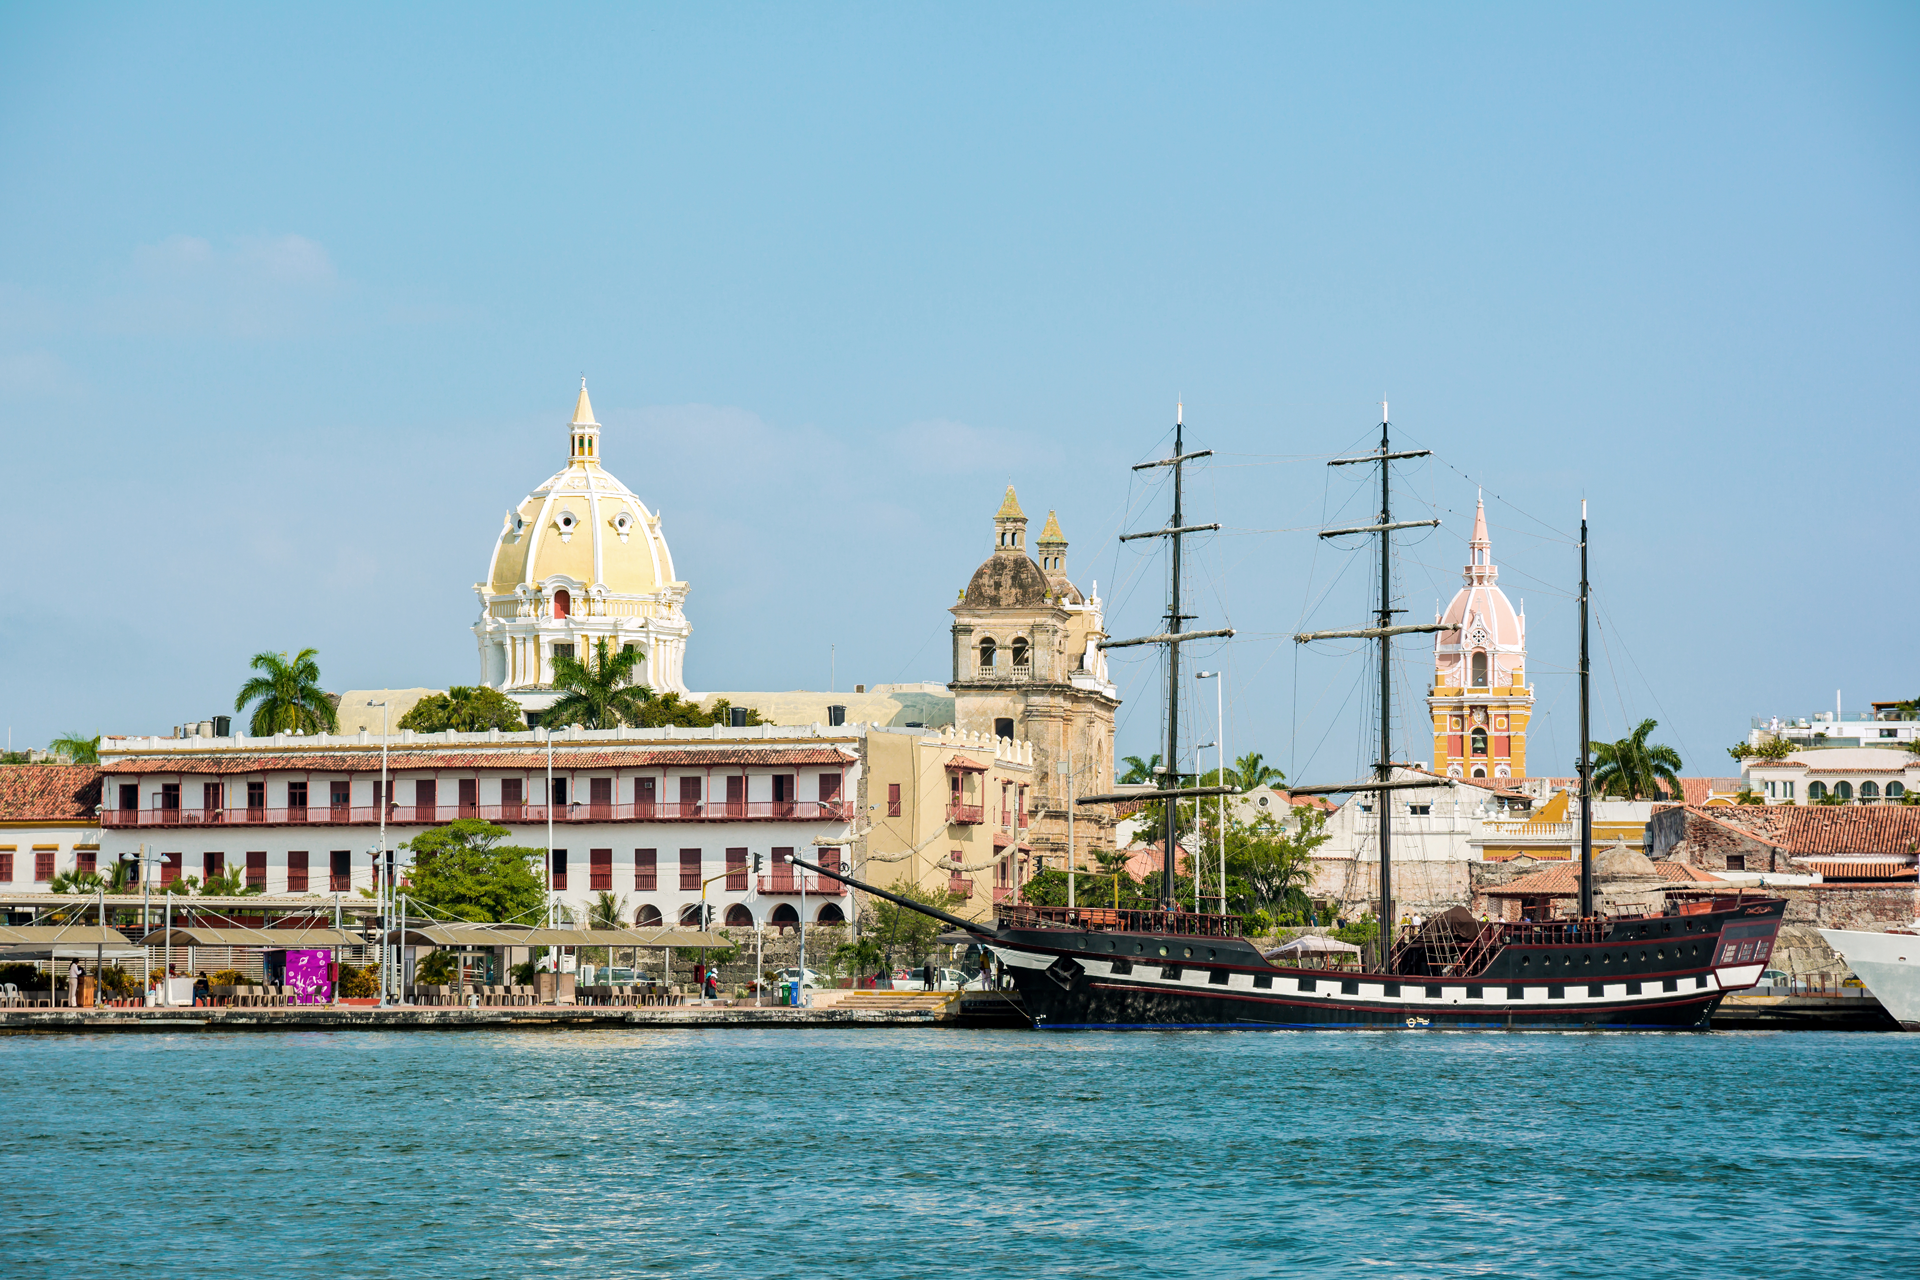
(1197, 670), (1226, 914)
(369, 699), (390, 1007)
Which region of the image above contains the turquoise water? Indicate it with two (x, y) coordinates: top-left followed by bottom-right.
(1, 1028), (1912, 1279)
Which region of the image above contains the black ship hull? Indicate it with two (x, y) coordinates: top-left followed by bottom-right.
(985, 897), (1786, 1032)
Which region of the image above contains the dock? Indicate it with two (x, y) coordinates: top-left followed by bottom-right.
(1711, 989), (1900, 1031)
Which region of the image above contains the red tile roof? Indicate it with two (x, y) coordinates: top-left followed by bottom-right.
(0, 765), (102, 821)
(1674, 804), (1920, 857)
(101, 748), (854, 775)
(1804, 860), (1918, 881)
(1483, 864), (1582, 897)
(1653, 862), (1725, 884)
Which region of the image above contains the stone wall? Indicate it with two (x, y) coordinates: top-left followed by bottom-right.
(1311, 859), (1471, 918)
(1652, 807), (1786, 873)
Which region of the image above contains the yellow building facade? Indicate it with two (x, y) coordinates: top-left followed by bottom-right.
(1429, 499), (1533, 780)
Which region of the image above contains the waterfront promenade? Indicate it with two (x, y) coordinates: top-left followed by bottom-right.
(0, 989), (1035, 1033)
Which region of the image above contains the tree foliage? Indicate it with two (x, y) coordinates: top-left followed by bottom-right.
(1729, 738), (1793, 762)
(402, 819), (547, 923)
(1229, 751), (1284, 791)
(199, 863), (258, 896)
(1590, 718), (1683, 800)
(399, 687), (528, 733)
(859, 879), (966, 968)
(1118, 754), (1162, 784)
(234, 648), (338, 736)
(47, 733), (100, 764)
(544, 638), (654, 729)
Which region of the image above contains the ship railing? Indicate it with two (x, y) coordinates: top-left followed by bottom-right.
(996, 904), (1245, 938)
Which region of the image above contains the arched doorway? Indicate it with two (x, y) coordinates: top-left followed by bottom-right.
(725, 904), (754, 927)
(553, 588), (571, 619)
(816, 903), (845, 925)
(679, 903), (704, 926)
(770, 903), (800, 932)
(1471, 651), (1488, 687)
(633, 903), (662, 927)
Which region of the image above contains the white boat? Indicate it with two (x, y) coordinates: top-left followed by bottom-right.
(1817, 925), (1920, 1030)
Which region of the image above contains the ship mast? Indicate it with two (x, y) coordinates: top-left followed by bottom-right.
(1291, 405), (1441, 971)
(1089, 403), (1235, 914)
(1577, 500), (1594, 917)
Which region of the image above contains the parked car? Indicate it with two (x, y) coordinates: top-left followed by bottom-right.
(767, 967), (826, 990)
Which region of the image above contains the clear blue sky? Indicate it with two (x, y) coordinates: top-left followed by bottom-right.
(2, 3), (1914, 780)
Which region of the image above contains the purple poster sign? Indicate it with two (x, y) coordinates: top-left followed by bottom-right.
(285, 949), (334, 1004)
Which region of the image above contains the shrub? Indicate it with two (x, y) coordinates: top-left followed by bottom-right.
(337, 963), (379, 998)
(0, 962), (45, 991)
(208, 968), (251, 986)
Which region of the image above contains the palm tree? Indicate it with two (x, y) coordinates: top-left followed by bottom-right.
(1119, 754), (1162, 784)
(1229, 751), (1284, 792)
(1590, 718), (1684, 801)
(544, 638), (655, 729)
(47, 733), (100, 764)
(235, 649), (337, 736)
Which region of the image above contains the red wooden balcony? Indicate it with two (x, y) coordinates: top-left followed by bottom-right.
(755, 873), (849, 896)
(102, 799), (855, 829)
(946, 802), (984, 825)
(992, 885), (1015, 905)
(947, 875), (974, 899)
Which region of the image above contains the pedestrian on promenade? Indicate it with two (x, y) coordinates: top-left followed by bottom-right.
(191, 971), (210, 1006)
(67, 960), (83, 1007)
(703, 967), (719, 1001)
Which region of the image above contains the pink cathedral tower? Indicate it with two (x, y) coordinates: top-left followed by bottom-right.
(1429, 496), (1532, 779)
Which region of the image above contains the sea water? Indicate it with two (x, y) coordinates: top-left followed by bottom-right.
(1, 1028), (1912, 1279)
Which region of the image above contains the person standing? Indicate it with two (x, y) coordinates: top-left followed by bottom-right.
(922, 959), (935, 991)
(67, 960), (83, 1008)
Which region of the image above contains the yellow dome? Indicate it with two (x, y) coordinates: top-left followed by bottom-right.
(473, 383), (693, 695)
(484, 390), (677, 597)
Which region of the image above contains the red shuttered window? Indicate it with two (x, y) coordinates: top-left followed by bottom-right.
(203, 852), (224, 882)
(725, 848), (747, 891)
(35, 850), (55, 881)
(635, 848), (657, 891)
(679, 849), (701, 891)
(818, 772), (841, 802)
(0, 852), (12, 882)
(287, 851), (309, 893)
(887, 783), (902, 817)
(590, 849), (612, 891)
(329, 851), (351, 892)
(246, 851), (267, 890)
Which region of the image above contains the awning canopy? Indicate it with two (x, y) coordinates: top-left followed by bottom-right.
(133, 926), (361, 948)
(378, 924), (735, 948)
(0, 925), (148, 958)
(1262, 935), (1362, 959)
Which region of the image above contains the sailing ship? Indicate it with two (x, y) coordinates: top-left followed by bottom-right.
(799, 405), (1785, 1029)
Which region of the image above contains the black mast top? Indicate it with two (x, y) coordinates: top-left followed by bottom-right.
(1578, 501), (1594, 917)
(1294, 405), (1439, 971)
(1094, 404), (1233, 914)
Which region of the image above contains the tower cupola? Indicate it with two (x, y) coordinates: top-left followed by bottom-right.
(993, 486), (1028, 555)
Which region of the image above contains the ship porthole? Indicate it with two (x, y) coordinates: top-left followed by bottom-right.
(1520, 956), (1530, 967)
(1158, 945), (1168, 957)
(1182, 947), (1192, 959)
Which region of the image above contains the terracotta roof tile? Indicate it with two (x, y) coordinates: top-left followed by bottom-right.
(1803, 859), (1918, 881)
(1483, 863), (1582, 897)
(1675, 803), (1920, 857)
(0, 765), (102, 821)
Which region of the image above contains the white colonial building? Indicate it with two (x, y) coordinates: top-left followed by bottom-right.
(475, 383), (692, 699)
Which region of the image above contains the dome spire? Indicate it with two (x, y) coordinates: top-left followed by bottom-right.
(568, 379), (601, 462)
(1463, 491), (1495, 582)
(993, 486), (1028, 556)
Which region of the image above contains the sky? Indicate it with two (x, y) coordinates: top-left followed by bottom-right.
(1, 2), (1914, 783)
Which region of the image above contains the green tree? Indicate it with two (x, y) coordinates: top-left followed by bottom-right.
(49, 869), (103, 895)
(1590, 718), (1684, 801)
(586, 891), (629, 929)
(1216, 806), (1327, 921)
(1229, 751), (1284, 791)
(630, 692), (765, 729)
(199, 863), (258, 896)
(831, 935), (886, 983)
(234, 649), (338, 736)
(47, 733), (100, 764)
(399, 687), (528, 733)
(1119, 754), (1163, 784)
(544, 638), (655, 729)
(859, 879), (966, 969)
(402, 819), (547, 923)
